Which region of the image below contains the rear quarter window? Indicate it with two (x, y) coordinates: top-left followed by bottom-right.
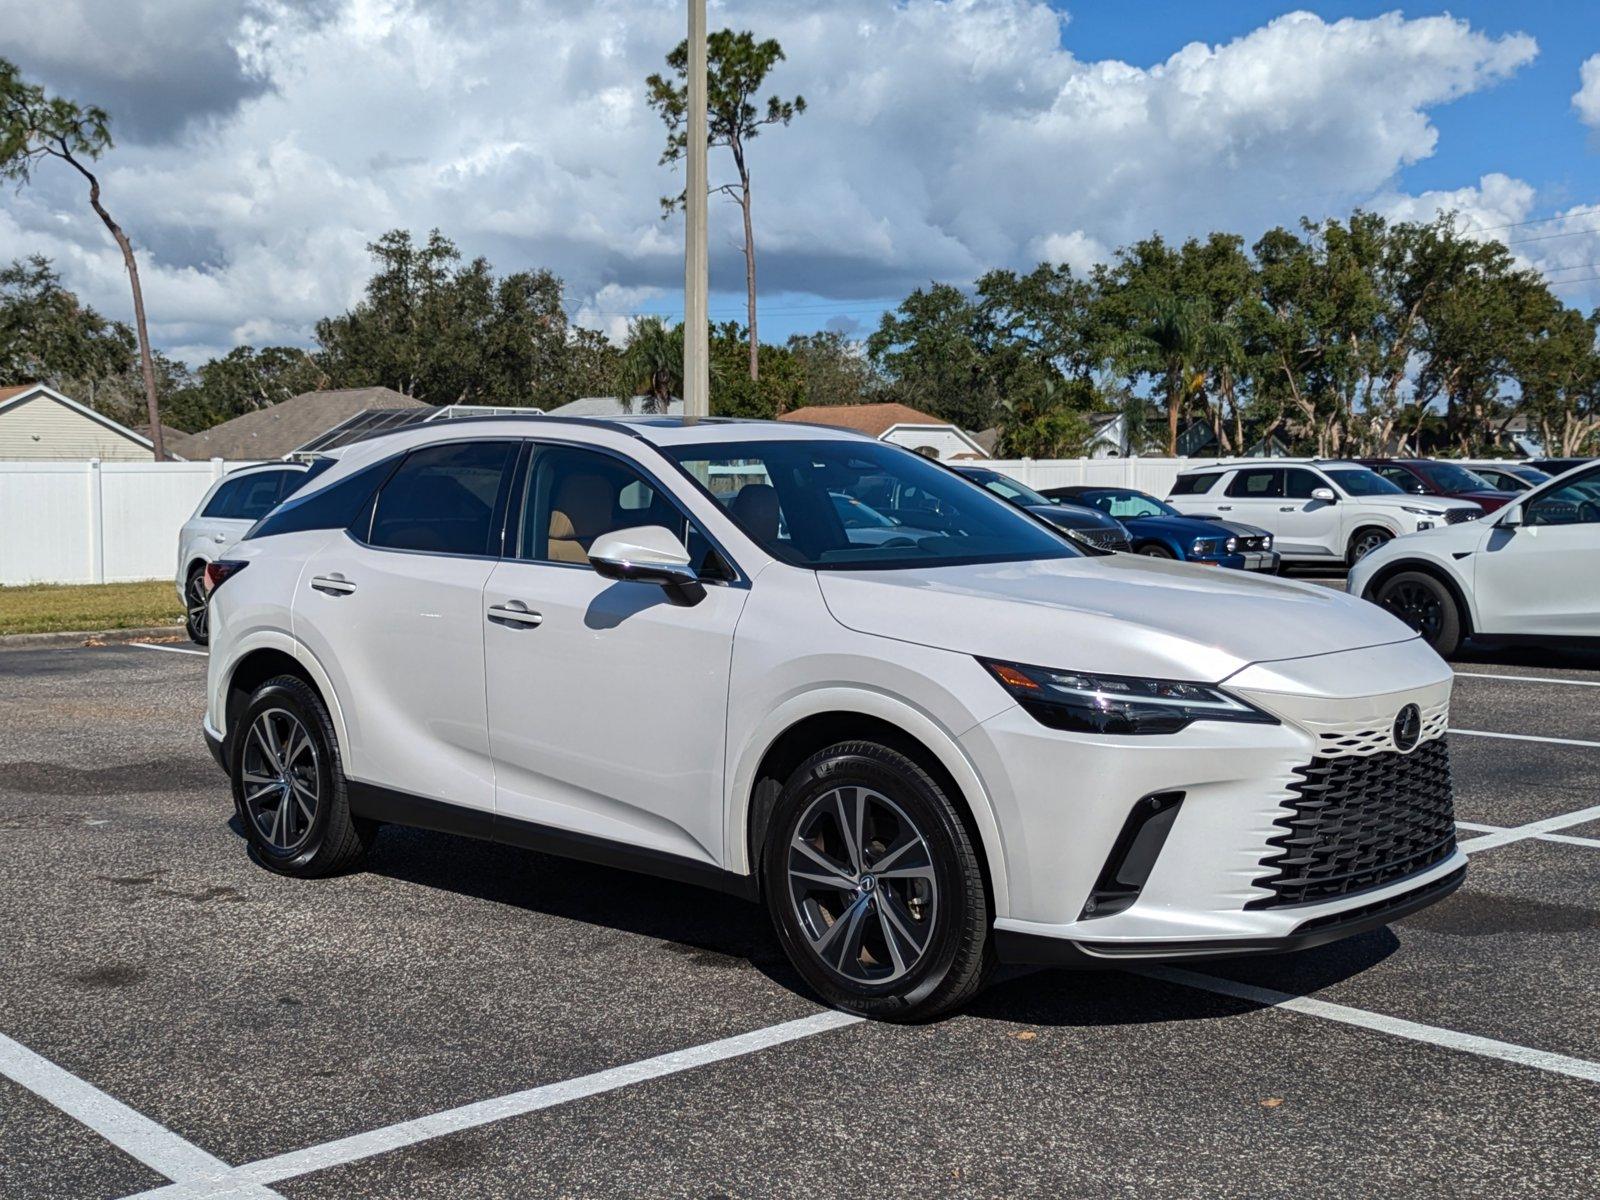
(1169, 473), (1219, 496)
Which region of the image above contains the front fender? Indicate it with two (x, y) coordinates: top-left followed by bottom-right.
(724, 685), (1012, 918)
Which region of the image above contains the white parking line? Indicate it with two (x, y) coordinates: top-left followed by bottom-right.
(1455, 671), (1600, 688)
(0, 1032), (283, 1198)
(127, 642), (207, 657)
(120, 1010), (863, 1199)
(1456, 820), (1600, 850)
(1450, 728), (1600, 750)
(1459, 803), (1600, 853)
(1139, 966), (1600, 1086)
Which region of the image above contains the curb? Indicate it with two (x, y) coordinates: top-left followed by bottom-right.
(0, 624), (189, 650)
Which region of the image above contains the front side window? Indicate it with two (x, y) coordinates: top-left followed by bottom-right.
(1324, 468), (1403, 497)
(1373, 464), (1428, 493)
(365, 440), (516, 556)
(1526, 467), (1600, 526)
(519, 443), (725, 576)
(1226, 469), (1282, 499)
(667, 439), (1078, 570)
(1283, 468), (1326, 500)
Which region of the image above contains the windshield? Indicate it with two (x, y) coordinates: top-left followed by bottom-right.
(956, 467), (1054, 508)
(668, 440), (1080, 570)
(1324, 467), (1403, 496)
(1074, 489), (1177, 519)
(1511, 466), (1553, 485)
(1415, 461), (1495, 492)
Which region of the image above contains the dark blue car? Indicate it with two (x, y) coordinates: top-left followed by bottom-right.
(1042, 485), (1280, 572)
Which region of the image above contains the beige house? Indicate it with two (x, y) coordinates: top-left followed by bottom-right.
(0, 383), (157, 461)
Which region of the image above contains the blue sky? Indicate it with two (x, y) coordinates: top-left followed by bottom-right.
(2, 1), (1598, 363)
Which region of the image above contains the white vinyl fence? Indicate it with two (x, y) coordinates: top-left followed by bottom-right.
(984, 457), (1210, 496)
(0, 459), (261, 586)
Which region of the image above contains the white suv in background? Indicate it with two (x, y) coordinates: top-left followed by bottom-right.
(176, 460), (309, 643)
(200, 417), (1464, 1021)
(1168, 460), (1482, 566)
(1349, 460), (1600, 656)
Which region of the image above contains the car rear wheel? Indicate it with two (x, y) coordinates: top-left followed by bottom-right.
(1347, 527), (1392, 565)
(762, 741), (992, 1022)
(232, 675), (374, 877)
(184, 567), (209, 645)
(1375, 571), (1462, 657)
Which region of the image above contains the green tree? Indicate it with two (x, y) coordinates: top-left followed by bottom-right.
(647, 30), (805, 383)
(996, 376), (1095, 458)
(0, 59), (167, 456)
(162, 345), (328, 431)
(785, 330), (877, 409)
(617, 316), (683, 412)
(867, 284), (1006, 431)
(1110, 295), (1212, 456)
(0, 255), (134, 387)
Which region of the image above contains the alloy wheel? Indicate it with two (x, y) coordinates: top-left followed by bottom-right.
(1352, 531), (1389, 561)
(1381, 579), (1445, 642)
(240, 708), (320, 853)
(787, 786), (939, 986)
(186, 573), (209, 640)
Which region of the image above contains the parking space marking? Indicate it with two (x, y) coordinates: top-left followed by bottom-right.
(1450, 728), (1600, 750)
(1139, 966), (1600, 1086)
(1458, 802), (1600, 853)
(0, 1031), (283, 1199)
(120, 1010), (863, 1199)
(1456, 820), (1600, 850)
(128, 643), (207, 657)
(1455, 671), (1600, 688)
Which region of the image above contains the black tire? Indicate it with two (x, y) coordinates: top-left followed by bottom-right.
(1374, 570), (1462, 657)
(184, 566), (210, 646)
(231, 675), (374, 877)
(762, 741), (992, 1022)
(1347, 526), (1392, 566)
(1136, 544), (1175, 559)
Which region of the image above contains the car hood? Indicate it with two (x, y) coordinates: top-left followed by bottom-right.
(817, 553), (1417, 682)
(1354, 494), (1477, 514)
(1125, 513), (1266, 541)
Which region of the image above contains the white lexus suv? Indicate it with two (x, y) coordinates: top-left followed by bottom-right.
(201, 417), (1465, 1020)
(1168, 460), (1482, 566)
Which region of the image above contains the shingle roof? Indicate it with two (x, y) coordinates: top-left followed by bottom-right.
(777, 402), (948, 438)
(0, 384), (33, 404)
(176, 387), (427, 460)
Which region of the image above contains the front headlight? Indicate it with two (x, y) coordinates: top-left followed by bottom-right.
(980, 659), (1279, 735)
(1190, 537), (1222, 556)
(1401, 505), (1438, 516)
(1225, 536), (1238, 554)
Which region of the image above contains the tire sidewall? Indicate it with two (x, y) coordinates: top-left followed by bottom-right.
(185, 569), (209, 646)
(762, 745), (984, 1019)
(231, 677), (342, 875)
(1348, 528), (1391, 565)
(1377, 570), (1461, 656)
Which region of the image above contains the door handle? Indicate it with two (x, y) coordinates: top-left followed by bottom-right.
(310, 574), (357, 596)
(1279, 505), (1296, 512)
(212, 534), (228, 543)
(1217, 505), (1233, 511)
(487, 602), (543, 628)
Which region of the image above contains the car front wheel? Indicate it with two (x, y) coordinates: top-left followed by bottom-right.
(1137, 544), (1175, 559)
(1347, 527), (1392, 565)
(763, 741), (992, 1022)
(1374, 570), (1462, 657)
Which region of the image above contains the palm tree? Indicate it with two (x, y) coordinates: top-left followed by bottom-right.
(1115, 296), (1210, 455)
(618, 317), (683, 413)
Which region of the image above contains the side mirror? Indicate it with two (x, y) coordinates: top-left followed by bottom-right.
(1496, 504), (1521, 530)
(1311, 487), (1337, 503)
(588, 526), (705, 607)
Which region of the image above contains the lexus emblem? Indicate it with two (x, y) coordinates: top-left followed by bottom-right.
(1393, 704), (1422, 753)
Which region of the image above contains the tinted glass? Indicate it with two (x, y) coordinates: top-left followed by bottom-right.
(1226, 469), (1281, 498)
(232, 471), (295, 520)
(1511, 466), (1553, 485)
(201, 478), (246, 519)
(1373, 464), (1427, 493)
(1169, 473), (1217, 495)
(247, 458), (398, 542)
(1527, 466), (1600, 526)
(1076, 489), (1174, 519)
(519, 444), (724, 577)
(667, 439), (1078, 570)
(1414, 461), (1494, 492)
(1283, 468), (1325, 500)
(956, 467), (1053, 507)
(366, 441), (515, 556)
(1324, 467), (1403, 496)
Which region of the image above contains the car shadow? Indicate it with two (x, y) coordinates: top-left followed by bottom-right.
(1453, 641), (1600, 671)
(334, 820), (1399, 1028)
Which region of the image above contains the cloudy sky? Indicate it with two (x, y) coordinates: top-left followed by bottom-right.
(1, 0), (1598, 366)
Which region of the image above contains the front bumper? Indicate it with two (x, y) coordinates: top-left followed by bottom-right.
(1208, 549), (1279, 572)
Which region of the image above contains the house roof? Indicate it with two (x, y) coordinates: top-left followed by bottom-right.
(0, 382), (157, 453)
(778, 402), (949, 438)
(548, 395), (683, 417)
(0, 384), (32, 404)
(177, 387), (427, 461)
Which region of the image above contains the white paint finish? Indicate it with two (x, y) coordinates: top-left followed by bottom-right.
(1454, 671), (1600, 688)
(0, 459), (263, 585)
(1450, 728), (1600, 750)
(1457, 803), (1600, 852)
(1140, 965), (1600, 1086)
(122, 1011), (862, 1199)
(0, 1030), (282, 1197)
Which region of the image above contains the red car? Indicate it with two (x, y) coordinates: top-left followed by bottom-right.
(1358, 459), (1516, 513)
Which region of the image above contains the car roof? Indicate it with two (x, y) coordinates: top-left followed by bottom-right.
(1181, 459), (1365, 473)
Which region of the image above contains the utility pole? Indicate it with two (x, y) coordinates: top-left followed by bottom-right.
(683, 0), (710, 419)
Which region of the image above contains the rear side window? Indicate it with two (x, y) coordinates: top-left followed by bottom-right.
(201, 477), (247, 518)
(1169, 473), (1218, 495)
(246, 459), (397, 542)
(202, 470), (297, 519)
(1226, 468), (1282, 498)
(365, 440), (517, 557)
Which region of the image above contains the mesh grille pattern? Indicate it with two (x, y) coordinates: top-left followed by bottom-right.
(1236, 534), (1271, 552)
(1444, 508), (1479, 525)
(1248, 739), (1456, 910)
(1079, 527), (1131, 551)
(1315, 703), (1449, 758)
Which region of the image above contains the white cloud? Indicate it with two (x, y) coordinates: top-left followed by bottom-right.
(0, 2), (1542, 362)
(1575, 52), (1600, 129)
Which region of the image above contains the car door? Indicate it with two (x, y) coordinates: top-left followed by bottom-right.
(1471, 464), (1600, 637)
(482, 441), (749, 866)
(294, 439), (520, 816)
(1214, 467), (1283, 539)
(1274, 467), (1344, 557)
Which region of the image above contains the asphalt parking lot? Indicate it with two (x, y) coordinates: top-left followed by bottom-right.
(3, 629), (1600, 1199)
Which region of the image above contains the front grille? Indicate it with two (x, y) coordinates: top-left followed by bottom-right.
(1236, 535), (1270, 552)
(1444, 508), (1479, 525)
(1247, 738), (1456, 909)
(1074, 527), (1131, 552)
